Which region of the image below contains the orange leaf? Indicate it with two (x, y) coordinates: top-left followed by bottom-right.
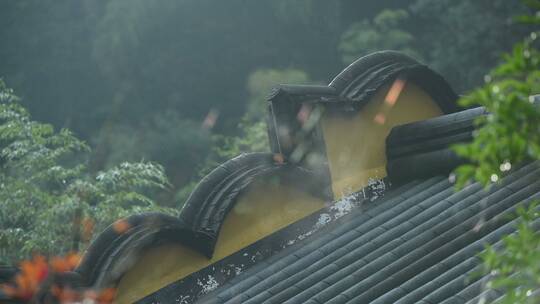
(51, 257), (70, 273)
(66, 252), (81, 269)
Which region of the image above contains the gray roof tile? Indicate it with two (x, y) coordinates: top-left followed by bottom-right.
(198, 161), (540, 304)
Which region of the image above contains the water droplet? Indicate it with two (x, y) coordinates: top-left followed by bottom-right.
(531, 32), (538, 40)
(499, 161), (511, 172)
(492, 86), (500, 94)
(490, 174), (499, 182)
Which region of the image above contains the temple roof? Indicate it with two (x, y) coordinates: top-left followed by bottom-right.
(3, 52), (537, 304)
(134, 104), (540, 304)
(74, 51), (462, 294)
(193, 161), (540, 304)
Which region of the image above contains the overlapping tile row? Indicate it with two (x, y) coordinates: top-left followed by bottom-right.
(385, 106), (486, 184)
(200, 161), (540, 304)
(386, 99), (540, 185)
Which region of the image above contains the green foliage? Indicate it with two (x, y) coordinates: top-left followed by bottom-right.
(480, 203), (540, 303)
(211, 121), (269, 162)
(516, 0), (540, 24)
(452, 36), (540, 189)
(0, 81), (175, 264)
(452, 4), (540, 302)
(410, 0), (530, 92)
(339, 9), (421, 64)
(92, 111), (212, 190)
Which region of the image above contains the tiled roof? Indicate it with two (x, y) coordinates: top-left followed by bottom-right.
(3, 52), (535, 303)
(198, 161), (540, 304)
(328, 50), (458, 113)
(74, 153), (327, 289)
(386, 106), (485, 184)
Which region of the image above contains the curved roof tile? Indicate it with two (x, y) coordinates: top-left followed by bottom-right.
(76, 153), (326, 288)
(179, 152), (324, 257)
(329, 50), (459, 113)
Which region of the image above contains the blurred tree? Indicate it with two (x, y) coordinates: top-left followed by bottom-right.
(339, 9), (422, 64)
(245, 69), (310, 121)
(339, 1), (532, 93)
(339, 0), (415, 27)
(0, 1), (344, 206)
(410, 0), (532, 92)
(88, 0), (342, 201)
(210, 68), (311, 162)
(90, 0), (341, 131)
(0, 0), (107, 137)
(0, 81), (175, 264)
(91, 111), (212, 194)
(176, 68), (310, 206)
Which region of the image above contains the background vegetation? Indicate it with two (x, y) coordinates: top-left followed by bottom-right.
(0, 0), (532, 209)
(1, 1), (539, 300)
(0, 80), (177, 264)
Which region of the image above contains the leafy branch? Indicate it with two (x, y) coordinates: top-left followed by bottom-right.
(0, 80), (176, 263)
(451, 3), (540, 302)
